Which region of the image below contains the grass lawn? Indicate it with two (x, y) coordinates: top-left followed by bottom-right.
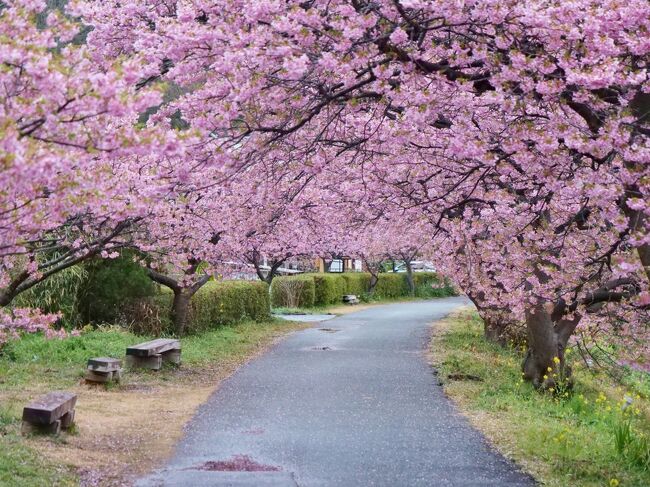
(0, 318), (306, 486)
(432, 309), (650, 487)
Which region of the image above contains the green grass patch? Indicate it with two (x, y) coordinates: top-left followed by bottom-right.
(0, 434), (77, 487)
(433, 310), (650, 487)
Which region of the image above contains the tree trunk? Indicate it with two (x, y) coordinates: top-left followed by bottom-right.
(171, 289), (192, 336)
(483, 317), (510, 346)
(369, 273), (379, 294)
(404, 260), (415, 296)
(146, 267), (210, 336)
(522, 303), (579, 389)
(466, 291), (514, 347)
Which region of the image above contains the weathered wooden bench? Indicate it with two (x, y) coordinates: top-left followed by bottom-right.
(125, 338), (181, 370)
(85, 357), (122, 383)
(22, 391), (77, 435)
(342, 294), (359, 305)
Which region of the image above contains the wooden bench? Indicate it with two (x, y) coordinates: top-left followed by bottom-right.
(125, 338), (181, 370)
(342, 294), (359, 305)
(85, 357), (122, 383)
(22, 391), (77, 435)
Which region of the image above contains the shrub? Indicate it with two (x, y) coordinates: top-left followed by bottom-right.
(312, 273), (347, 306)
(270, 275), (315, 308)
(129, 280), (271, 335)
(269, 271), (457, 309)
(341, 273), (371, 296)
(12, 264), (88, 328)
(373, 273), (409, 298)
(78, 252), (157, 324)
(188, 280), (271, 333)
(413, 272), (458, 298)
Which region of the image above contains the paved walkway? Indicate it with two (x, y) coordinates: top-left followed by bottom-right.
(139, 298), (534, 486)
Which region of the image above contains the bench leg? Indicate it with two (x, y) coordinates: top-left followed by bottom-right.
(162, 349), (181, 366)
(126, 354), (162, 370)
(22, 420), (61, 436)
(85, 370), (113, 383)
(60, 410), (75, 429)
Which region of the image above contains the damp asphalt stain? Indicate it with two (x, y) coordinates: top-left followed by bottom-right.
(191, 455), (281, 472)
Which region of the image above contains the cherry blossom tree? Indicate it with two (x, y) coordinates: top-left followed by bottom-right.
(71, 0), (649, 383)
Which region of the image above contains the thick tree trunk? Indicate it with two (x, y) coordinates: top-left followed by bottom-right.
(483, 317), (510, 346)
(466, 291), (516, 347)
(522, 303), (579, 389)
(405, 260), (415, 296)
(369, 273), (379, 294)
(146, 267), (210, 336)
(171, 289), (192, 336)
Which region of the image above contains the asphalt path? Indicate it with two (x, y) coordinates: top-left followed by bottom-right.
(138, 298), (534, 486)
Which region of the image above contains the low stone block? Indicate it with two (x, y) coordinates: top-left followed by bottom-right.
(126, 354), (163, 370)
(162, 349), (181, 365)
(87, 357), (122, 373)
(22, 419), (61, 436)
(85, 370), (114, 383)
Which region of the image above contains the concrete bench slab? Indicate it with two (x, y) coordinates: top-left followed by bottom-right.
(22, 391), (77, 435)
(126, 338), (180, 357)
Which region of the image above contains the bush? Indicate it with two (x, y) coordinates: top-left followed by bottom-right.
(78, 252), (157, 324)
(128, 280), (271, 335)
(269, 271), (457, 309)
(312, 274), (347, 306)
(413, 272), (457, 298)
(270, 275), (315, 308)
(341, 273), (371, 296)
(373, 273), (409, 298)
(12, 264), (88, 328)
(187, 280), (271, 333)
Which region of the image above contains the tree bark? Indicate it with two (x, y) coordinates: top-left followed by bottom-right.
(369, 272), (379, 294)
(483, 317), (510, 346)
(404, 259), (415, 296)
(522, 302), (579, 388)
(466, 291), (516, 346)
(146, 268), (210, 335)
(171, 289), (192, 336)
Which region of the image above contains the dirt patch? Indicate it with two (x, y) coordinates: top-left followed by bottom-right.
(192, 454), (281, 472)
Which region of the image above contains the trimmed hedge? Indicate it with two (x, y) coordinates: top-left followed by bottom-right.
(312, 274), (348, 306)
(130, 280), (271, 335)
(269, 275), (316, 308)
(270, 271), (456, 308)
(372, 273), (410, 299)
(188, 280), (271, 332)
(341, 273), (371, 296)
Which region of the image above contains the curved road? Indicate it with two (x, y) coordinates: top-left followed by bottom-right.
(139, 298), (534, 486)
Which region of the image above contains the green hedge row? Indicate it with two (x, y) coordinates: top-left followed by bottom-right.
(131, 280), (271, 335)
(270, 272), (455, 308)
(313, 274), (348, 306)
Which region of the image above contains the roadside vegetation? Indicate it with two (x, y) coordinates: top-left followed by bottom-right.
(432, 310), (650, 487)
(270, 271), (456, 310)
